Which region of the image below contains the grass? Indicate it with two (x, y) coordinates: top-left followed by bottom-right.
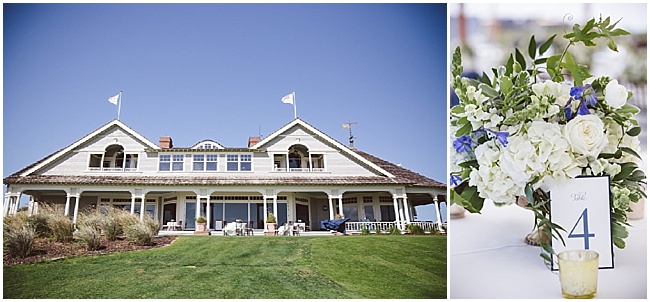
(3, 235), (446, 299)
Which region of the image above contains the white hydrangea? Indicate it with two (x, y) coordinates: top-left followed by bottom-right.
(468, 141), (523, 204)
(532, 80), (572, 106)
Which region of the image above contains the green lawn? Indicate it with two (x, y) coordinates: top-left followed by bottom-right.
(4, 235), (446, 299)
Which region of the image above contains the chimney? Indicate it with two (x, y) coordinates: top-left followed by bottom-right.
(248, 136), (260, 148)
(159, 136), (173, 149)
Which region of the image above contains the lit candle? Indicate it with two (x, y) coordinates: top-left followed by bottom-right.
(558, 250), (599, 299)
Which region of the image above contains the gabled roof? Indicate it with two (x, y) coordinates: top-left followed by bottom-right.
(251, 118), (395, 178)
(16, 119), (159, 177)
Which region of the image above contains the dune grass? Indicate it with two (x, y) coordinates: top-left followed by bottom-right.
(3, 235), (446, 299)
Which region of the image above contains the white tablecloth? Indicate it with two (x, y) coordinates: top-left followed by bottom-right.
(223, 222), (244, 236)
(450, 200), (647, 299)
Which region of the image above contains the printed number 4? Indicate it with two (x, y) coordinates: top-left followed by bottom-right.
(568, 208), (595, 249)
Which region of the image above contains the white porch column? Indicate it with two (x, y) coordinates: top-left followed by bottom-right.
(337, 197), (343, 217)
(130, 195), (136, 215)
(72, 195), (81, 225)
(196, 196), (201, 222)
(3, 195), (11, 217)
(263, 195), (268, 223)
(12, 193), (23, 215)
(139, 197), (145, 221)
(206, 196), (211, 230)
(273, 196), (278, 220)
(392, 196), (401, 229)
(402, 196), (411, 224)
(328, 196), (334, 220)
(308, 153), (312, 171)
(27, 196), (35, 216)
(64, 195), (72, 216)
(433, 195), (443, 226)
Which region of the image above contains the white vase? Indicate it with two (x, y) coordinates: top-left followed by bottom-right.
(627, 198), (645, 220)
(450, 204), (466, 219)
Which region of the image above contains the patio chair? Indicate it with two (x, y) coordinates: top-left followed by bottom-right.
(245, 221), (254, 236)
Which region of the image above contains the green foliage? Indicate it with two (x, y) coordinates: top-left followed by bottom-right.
(3, 214), (35, 258)
(360, 227), (371, 235)
(266, 212), (276, 223)
(195, 216), (207, 223)
(406, 224), (425, 235)
(374, 227), (382, 235)
(388, 226), (402, 235)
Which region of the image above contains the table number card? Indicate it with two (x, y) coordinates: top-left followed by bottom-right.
(550, 176), (614, 271)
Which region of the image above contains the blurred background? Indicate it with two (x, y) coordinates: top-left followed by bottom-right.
(449, 3), (647, 171)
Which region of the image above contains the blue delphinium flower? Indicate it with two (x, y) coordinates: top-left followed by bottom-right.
(453, 135), (473, 153)
(485, 128), (509, 147)
(567, 84), (597, 120)
(450, 174), (463, 187)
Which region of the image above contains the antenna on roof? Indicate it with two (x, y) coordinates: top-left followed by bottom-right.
(342, 121), (358, 149)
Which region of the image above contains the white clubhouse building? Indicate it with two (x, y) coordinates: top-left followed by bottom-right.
(3, 118), (446, 233)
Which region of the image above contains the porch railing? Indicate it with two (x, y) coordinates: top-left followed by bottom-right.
(88, 167), (138, 172)
(345, 221), (442, 234)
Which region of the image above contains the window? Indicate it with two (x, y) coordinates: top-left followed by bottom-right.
(88, 146), (138, 171)
(172, 155), (184, 171)
(159, 155), (171, 171)
(227, 154), (252, 171)
(159, 154), (184, 171)
(194, 154), (218, 171)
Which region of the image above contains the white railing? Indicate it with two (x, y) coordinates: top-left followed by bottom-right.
(345, 222), (397, 233)
(88, 167), (138, 172)
(274, 167), (327, 172)
(345, 221), (441, 234)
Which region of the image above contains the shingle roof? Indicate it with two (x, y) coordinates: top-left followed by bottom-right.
(3, 149), (446, 189)
(352, 149), (446, 188)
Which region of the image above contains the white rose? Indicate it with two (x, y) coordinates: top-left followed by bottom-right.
(604, 79), (628, 109)
(564, 115), (608, 157)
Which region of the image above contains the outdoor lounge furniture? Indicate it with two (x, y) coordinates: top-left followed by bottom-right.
(320, 218), (350, 234)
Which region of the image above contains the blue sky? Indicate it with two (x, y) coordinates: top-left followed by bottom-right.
(3, 3), (449, 221)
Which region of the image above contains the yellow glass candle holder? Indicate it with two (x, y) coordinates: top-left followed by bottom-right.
(558, 250), (599, 299)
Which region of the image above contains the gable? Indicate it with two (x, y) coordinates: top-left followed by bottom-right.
(18, 120), (159, 176)
(253, 119), (395, 177)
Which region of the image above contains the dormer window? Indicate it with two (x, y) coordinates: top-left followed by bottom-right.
(273, 144), (325, 172)
(88, 144), (138, 172)
(192, 140), (224, 150)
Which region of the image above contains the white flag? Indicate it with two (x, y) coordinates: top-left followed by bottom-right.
(108, 93), (119, 105)
(281, 93), (294, 105)
(342, 124), (350, 129)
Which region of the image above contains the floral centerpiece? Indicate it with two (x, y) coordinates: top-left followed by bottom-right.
(450, 15), (645, 265)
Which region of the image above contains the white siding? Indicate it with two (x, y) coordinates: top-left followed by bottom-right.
(36, 123), (382, 178)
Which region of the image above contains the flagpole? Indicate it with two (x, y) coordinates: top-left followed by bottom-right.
(293, 91), (297, 119)
(117, 91), (122, 120)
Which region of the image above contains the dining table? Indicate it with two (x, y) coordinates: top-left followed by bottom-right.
(449, 200), (647, 299)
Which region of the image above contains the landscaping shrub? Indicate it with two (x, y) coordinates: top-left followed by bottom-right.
(142, 215), (160, 236)
(125, 223), (153, 246)
(103, 214), (121, 241)
(76, 226), (102, 251)
(361, 227), (371, 235)
(388, 226), (402, 235)
(3, 215), (35, 258)
(26, 212), (50, 238)
(375, 228), (382, 235)
(406, 224), (425, 235)
(48, 213), (74, 243)
(78, 211), (106, 233)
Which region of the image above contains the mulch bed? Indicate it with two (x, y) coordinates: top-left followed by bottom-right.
(3, 236), (176, 266)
